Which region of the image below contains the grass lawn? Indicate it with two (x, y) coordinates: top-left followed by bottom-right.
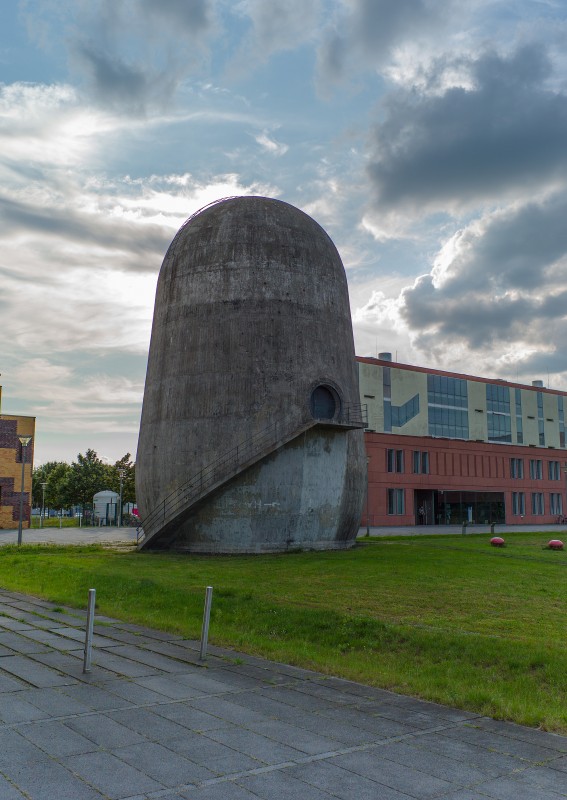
(0, 531), (565, 732)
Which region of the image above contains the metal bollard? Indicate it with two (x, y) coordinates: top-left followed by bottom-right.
(461, 521), (467, 535)
(83, 589), (96, 673)
(199, 586), (213, 661)
(490, 523), (495, 534)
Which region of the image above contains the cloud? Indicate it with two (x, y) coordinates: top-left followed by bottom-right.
(254, 130), (288, 156)
(25, 0), (218, 114)
(229, 0), (322, 73)
(364, 45), (567, 237)
(395, 190), (567, 377)
(317, 0), (445, 85)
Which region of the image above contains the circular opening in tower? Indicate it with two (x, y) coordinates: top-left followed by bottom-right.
(310, 385), (339, 420)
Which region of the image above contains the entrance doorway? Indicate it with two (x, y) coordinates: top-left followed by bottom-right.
(415, 489), (506, 525)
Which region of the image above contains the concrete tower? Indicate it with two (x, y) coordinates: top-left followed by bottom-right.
(136, 196), (366, 552)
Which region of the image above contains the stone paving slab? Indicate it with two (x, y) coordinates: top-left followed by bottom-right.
(0, 587), (565, 799)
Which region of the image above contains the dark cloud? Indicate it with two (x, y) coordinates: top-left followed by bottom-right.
(367, 45), (567, 217)
(399, 190), (567, 372)
(65, 0), (216, 113)
(318, 0), (439, 82)
(139, 0), (210, 31)
(73, 41), (180, 113)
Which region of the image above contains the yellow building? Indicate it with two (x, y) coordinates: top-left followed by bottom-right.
(0, 386), (35, 530)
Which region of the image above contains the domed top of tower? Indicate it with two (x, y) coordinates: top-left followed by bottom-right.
(163, 195), (345, 284)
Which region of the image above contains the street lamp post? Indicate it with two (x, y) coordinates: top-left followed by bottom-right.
(118, 468), (126, 528)
(17, 435), (32, 546)
(366, 456), (371, 536)
(40, 481), (47, 529)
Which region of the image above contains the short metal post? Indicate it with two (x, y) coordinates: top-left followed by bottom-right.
(490, 522), (495, 534)
(199, 586), (213, 661)
(83, 589), (96, 673)
(461, 521), (467, 535)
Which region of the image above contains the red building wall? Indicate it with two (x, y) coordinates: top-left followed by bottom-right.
(363, 432), (566, 526)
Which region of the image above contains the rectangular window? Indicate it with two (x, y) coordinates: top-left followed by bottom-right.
(512, 492), (525, 515)
(383, 368), (392, 433)
(387, 488), (405, 515)
(515, 389), (523, 444)
(550, 493), (563, 516)
(427, 374), (469, 439)
(413, 450), (430, 474)
(529, 459), (543, 480)
(387, 449), (404, 473)
(548, 461), (561, 480)
(487, 384), (512, 443)
(510, 458), (524, 479)
(531, 492), (544, 515)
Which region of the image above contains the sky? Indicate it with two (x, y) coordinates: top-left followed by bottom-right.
(1, 0), (567, 466)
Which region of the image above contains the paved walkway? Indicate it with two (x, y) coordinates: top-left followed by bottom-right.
(0, 590), (565, 799)
(0, 526), (138, 546)
(1, 523), (565, 548)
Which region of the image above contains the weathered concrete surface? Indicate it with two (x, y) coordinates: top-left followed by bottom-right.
(136, 196), (365, 552)
(149, 428), (363, 553)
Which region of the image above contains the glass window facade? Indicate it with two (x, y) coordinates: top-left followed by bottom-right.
(537, 392), (545, 446)
(383, 368), (391, 433)
(391, 394), (420, 427)
(515, 389), (523, 444)
(487, 384), (511, 443)
(427, 375), (469, 439)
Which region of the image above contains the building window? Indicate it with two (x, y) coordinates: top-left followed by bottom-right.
(531, 492), (544, 515)
(427, 375), (469, 439)
(387, 488), (405, 515)
(413, 451), (429, 474)
(387, 449), (404, 473)
(391, 395), (420, 427)
(550, 493), (563, 516)
(510, 458), (524, 479)
(487, 384), (512, 443)
(515, 388), (523, 444)
(537, 392), (545, 446)
(529, 459), (543, 480)
(383, 368), (392, 433)
(558, 396), (565, 448)
(512, 492), (525, 516)
(548, 461), (561, 481)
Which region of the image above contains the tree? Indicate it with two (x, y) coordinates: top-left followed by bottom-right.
(106, 454), (136, 505)
(32, 462), (71, 510)
(63, 449), (111, 509)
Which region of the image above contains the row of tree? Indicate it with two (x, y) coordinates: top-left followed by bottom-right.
(32, 449), (136, 512)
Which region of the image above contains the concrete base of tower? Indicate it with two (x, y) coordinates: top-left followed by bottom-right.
(144, 427), (366, 553)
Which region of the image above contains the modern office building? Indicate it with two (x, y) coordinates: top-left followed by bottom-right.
(358, 354), (567, 526)
(0, 386), (35, 529)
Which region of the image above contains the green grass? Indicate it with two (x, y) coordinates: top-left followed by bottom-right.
(0, 532), (566, 732)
